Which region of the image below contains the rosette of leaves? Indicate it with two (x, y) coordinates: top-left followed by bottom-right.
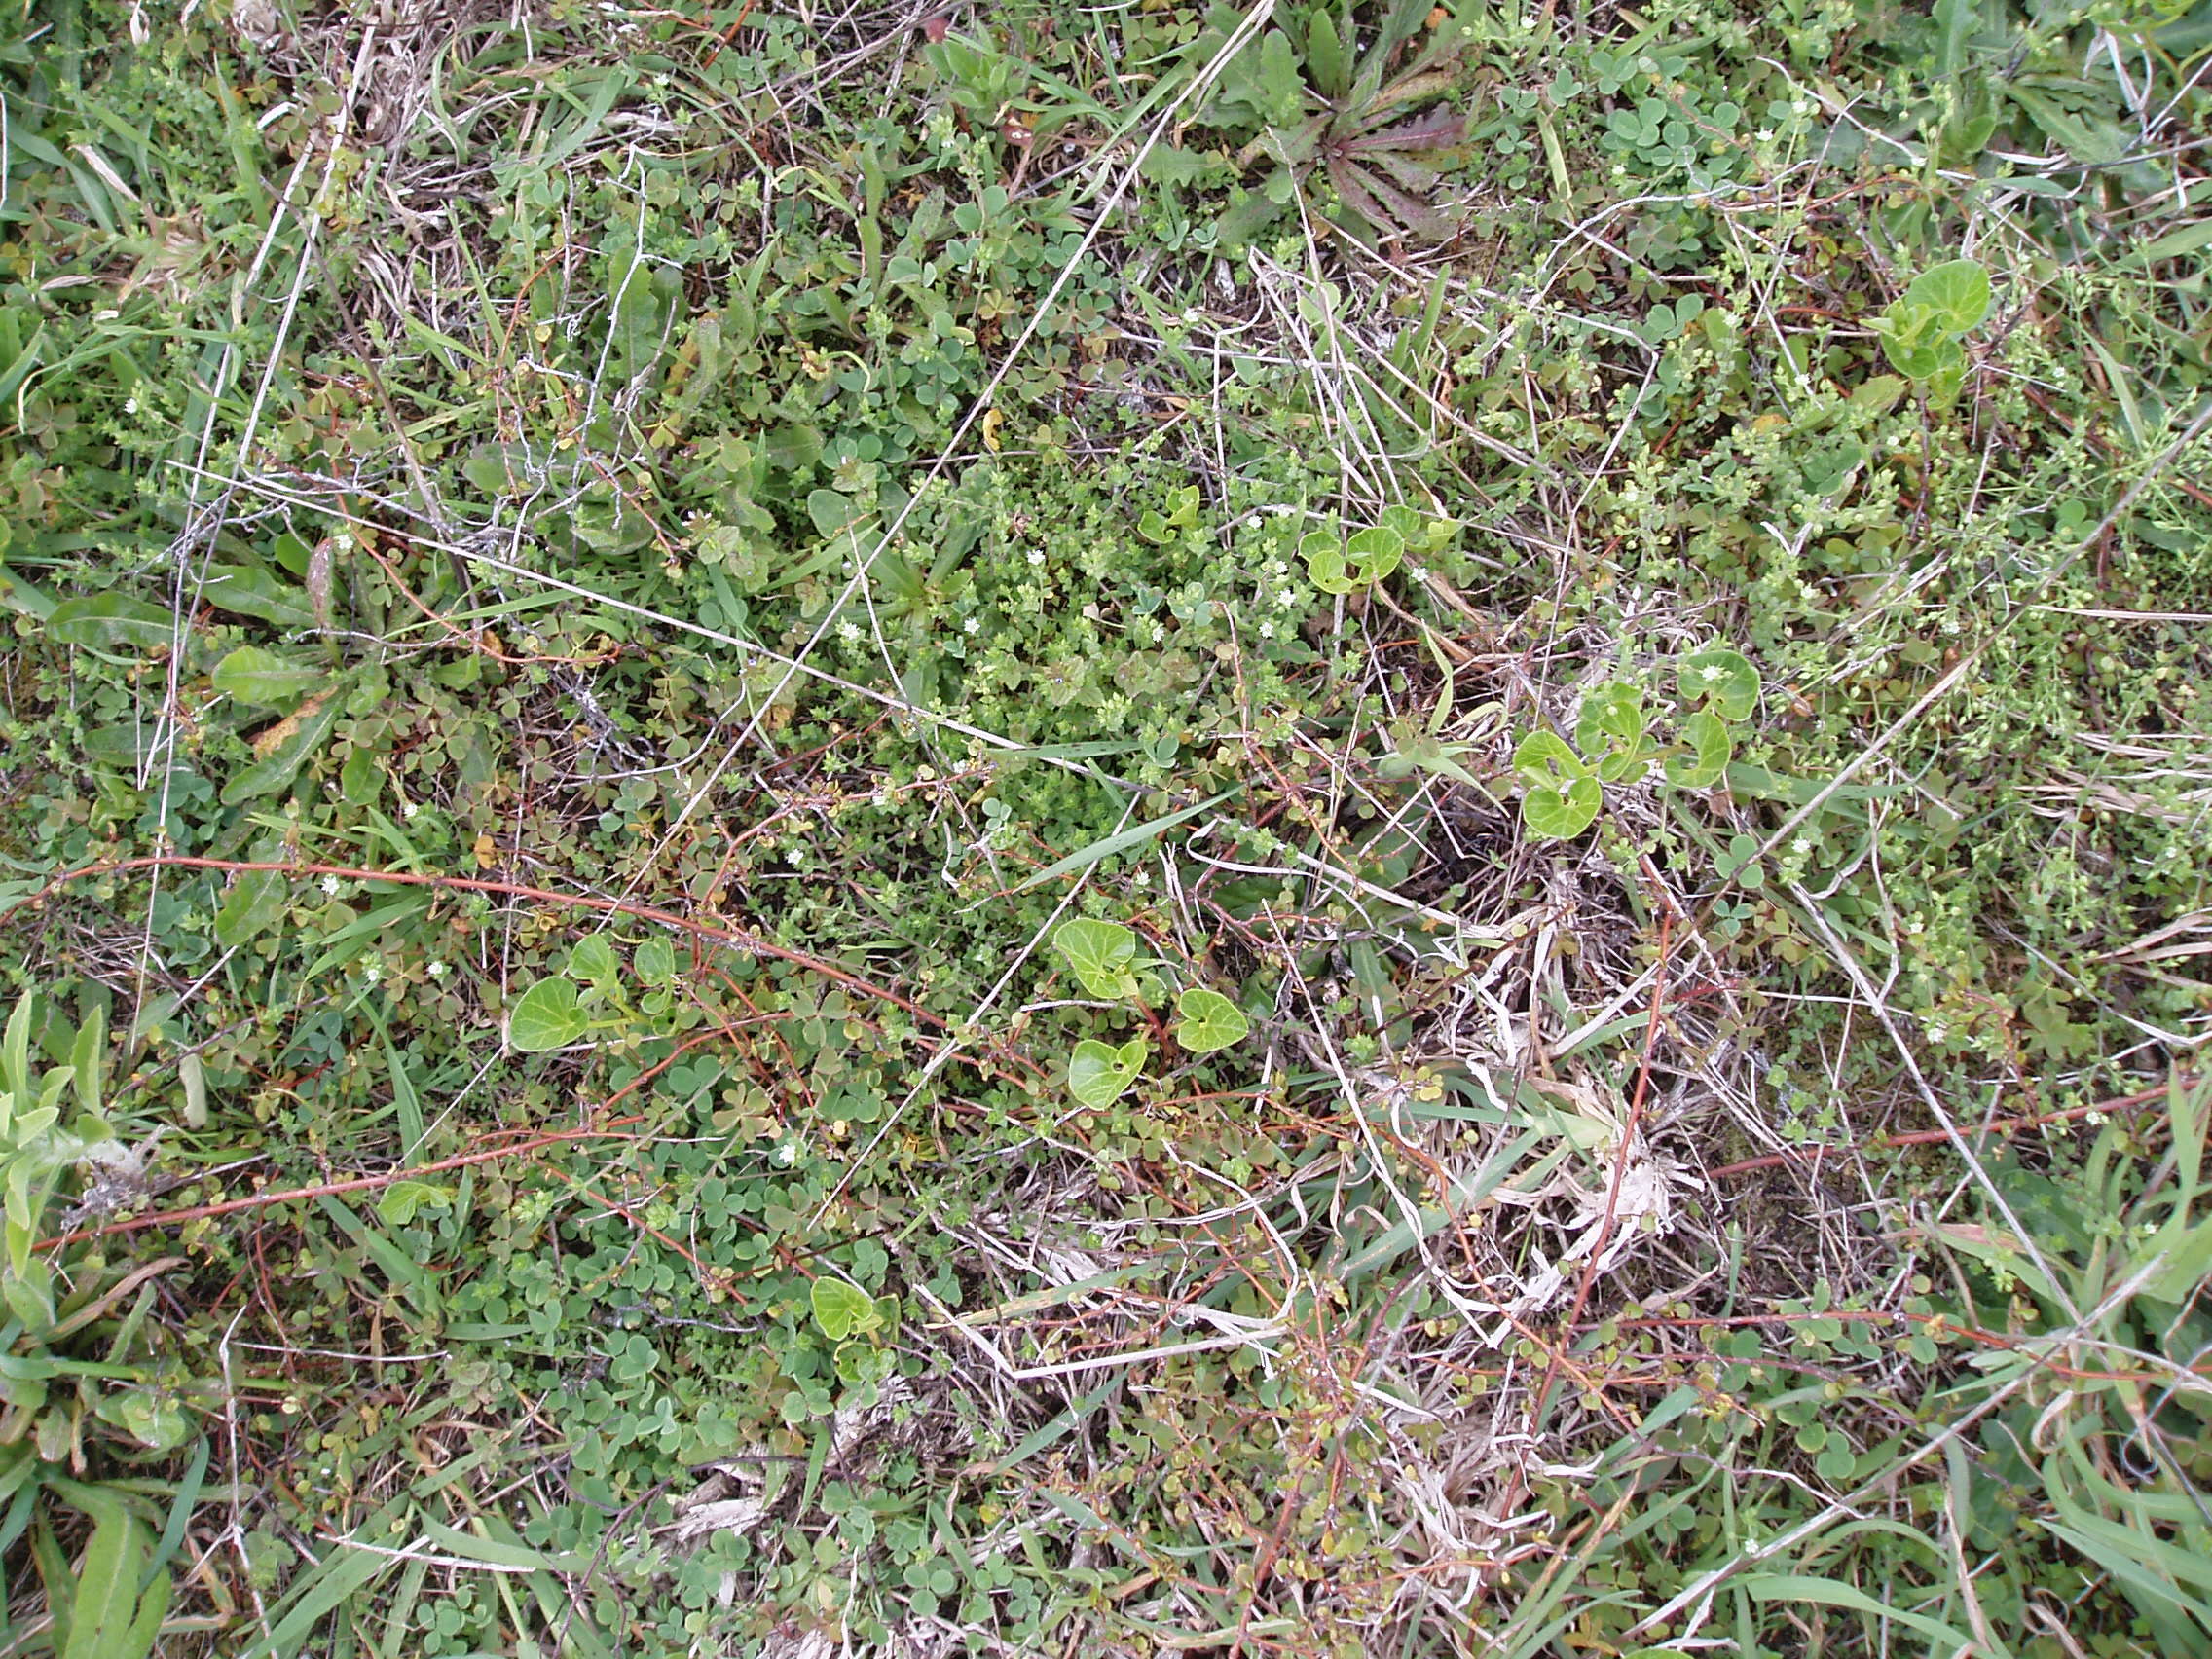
(1195, 0), (1471, 247)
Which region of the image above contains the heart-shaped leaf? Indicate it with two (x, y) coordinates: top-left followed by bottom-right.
(1174, 988), (1249, 1054)
(508, 977), (589, 1051)
(376, 1179), (455, 1227)
(569, 935), (620, 987)
(1522, 774), (1603, 839)
(1678, 648), (1760, 721)
(1664, 710), (1732, 789)
(811, 1276), (882, 1341)
(1904, 258), (1991, 335)
(1068, 1037), (1147, 1108)
(1053, 918), (1139, 1000)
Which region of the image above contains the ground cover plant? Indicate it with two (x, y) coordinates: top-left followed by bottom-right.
(1, 0), (2208, 1652)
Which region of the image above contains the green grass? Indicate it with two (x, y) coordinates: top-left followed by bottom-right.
(2, 0), (2209, 1652)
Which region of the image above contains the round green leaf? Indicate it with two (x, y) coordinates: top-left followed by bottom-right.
(1677, 648), (1760, 721)
(811, 1276), (880, 1341)
(1053, 918), (1138, 1000)
(634, 936), (678, 986)
(1904, 258), (1991, 335)
(1068, 1037), (1147, 1108)
(508, 977), (589, 1051)
(569, 935), (620, 987)
(1174, 988), (1249, 1054)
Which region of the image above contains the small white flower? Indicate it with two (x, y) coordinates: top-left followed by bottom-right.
(1756, 129), (1776, 143)
(362, 963), (383, 985)
(402, 802), (420, 819)
(773, 1141), (799, 1167)
(1258, 621), (1274, 639)
(963, 617), (979, 635)
(1927, 1026), (1948, 1045)
(1791, 837), (1814, 857)
(836, 620), (863, 645)
(427, 960), (447, 979)
(1026, 548), (1046, 567)
(320, 875), (340, 896)
(124, 396), (139, 415)
(1133, 867), (1151, 885)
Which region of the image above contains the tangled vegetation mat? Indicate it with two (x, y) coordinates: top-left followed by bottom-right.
(2, 0), (2209, 1652)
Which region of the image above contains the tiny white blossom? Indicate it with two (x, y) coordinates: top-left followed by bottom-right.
(402, 802), (420, 819)
(773, 1141), (799, 1167)
(1258, 621), (1274, 639)
(1026, 548), (1046, 567)
(1791, 837), (1814, 856)
(427, 960), (447, 978)
(836, 620), (863, 645)
(362, 963), (383, 985)
(963, 617), (979, 634)
(124, 396), (139, 415)
(1756, 129), (1776, 142)
(320, 875), (340, 896)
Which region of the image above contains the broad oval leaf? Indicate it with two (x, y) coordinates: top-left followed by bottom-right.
(1677, 648), (1761, 721)
(1664, 710), (1733, 789)
(1523, 774), (1603, 840)
(1174, 988), (1248, 1054)
(211, 645), (325, 707)
(50, 594), (174, 653)
(1053, 917), (1138, 1000)
(1904, 258), (1991, 335)
(1067, 1037), (1147, 1108)
(508, 977), (589, 1051)
(811, 1276), (880, 1341)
